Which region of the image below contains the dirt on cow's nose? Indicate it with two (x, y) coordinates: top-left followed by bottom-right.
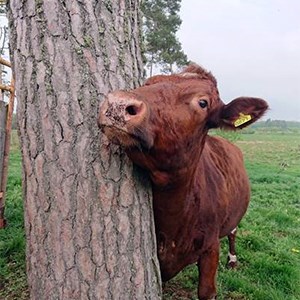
(98, 92), (147, 128)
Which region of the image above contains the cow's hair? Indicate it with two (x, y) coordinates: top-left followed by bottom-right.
(144, 63), (218, 87)
(181, 63), (218, 87)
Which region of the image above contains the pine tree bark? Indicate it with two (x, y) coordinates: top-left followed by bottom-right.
(8, 1), (161, 299)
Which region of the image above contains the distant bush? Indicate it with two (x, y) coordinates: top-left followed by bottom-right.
(251, 119), (300, 131)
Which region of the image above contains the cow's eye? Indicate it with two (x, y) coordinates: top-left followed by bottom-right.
(198, 99), (208, 109)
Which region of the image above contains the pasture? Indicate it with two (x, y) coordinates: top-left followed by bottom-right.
(0, 129), (300, 300)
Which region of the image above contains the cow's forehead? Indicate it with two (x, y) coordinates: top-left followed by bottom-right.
(133, 75), (219, 106)
(178, 79), (217, 97)
(144, 73), (215, 86)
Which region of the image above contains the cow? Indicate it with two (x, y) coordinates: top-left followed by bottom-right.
(98, 64), (268, 300)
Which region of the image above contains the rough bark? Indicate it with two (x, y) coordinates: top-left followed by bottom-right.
(8, 0), (161, 299)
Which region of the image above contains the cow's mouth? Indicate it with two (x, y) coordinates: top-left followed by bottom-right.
(101, 126), (138, 147)
(100, 125), (153, 150)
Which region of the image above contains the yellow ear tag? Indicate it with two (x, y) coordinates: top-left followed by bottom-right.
(233, 113), (252, 127)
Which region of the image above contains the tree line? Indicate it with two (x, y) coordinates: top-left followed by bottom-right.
(251, 119), (300, 130)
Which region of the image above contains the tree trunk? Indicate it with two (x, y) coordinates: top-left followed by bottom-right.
(7, 1), (161, 299)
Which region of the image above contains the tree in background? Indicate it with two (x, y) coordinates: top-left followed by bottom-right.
(8, 1), (161, 299)
(0, 1), (8, 55)
(0, 1), (9, 102)
(142, 0), (188, 75)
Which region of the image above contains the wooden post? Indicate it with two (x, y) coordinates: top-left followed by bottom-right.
(0, 57), (5, 229)
(0, 57), (14, 229)
(0, 103), (7, 171)
(0, 101), (7, 228)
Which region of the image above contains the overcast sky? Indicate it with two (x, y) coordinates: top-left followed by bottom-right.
(178, 0), (300, 121)
(1, 3), (299, 120)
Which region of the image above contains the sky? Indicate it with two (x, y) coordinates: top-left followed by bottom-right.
(1, 3), (299, 121)
(177, 0), (300, 121)
(0, 13), (10, 89)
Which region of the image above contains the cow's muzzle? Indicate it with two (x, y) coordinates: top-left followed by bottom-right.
(98, 91), (147, 130)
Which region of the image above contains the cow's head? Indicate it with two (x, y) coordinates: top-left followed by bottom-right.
(98, 64), (268, 186)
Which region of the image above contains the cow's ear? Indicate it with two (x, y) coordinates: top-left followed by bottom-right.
(208, 97), (268, 130)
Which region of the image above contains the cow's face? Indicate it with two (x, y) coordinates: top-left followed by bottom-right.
(100, 77), (219, 147)
(98, 64), (268, 184)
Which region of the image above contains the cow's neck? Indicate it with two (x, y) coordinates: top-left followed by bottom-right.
(152, 167), (198, 220)
(151, 159), (204, 275)
(148, 135), (208, 279)
(151, 137), (206, 231)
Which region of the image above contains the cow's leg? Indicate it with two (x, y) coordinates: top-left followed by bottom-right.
(227, 227), (238, 268)
(197, 240), (219, 300)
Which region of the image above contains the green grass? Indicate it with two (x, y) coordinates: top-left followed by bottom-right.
(163, 131), (300, 300)
(0, 133), (28, 300)
(1, 130), (300, 299)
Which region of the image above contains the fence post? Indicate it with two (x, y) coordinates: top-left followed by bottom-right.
(0, 101), (7, 228)
(0, 57), (5, 228)
(0, 57), (14, 229)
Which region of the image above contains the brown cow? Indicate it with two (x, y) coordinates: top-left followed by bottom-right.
(98, 64), (268, 300)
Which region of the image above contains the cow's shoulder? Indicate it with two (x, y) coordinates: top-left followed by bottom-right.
(204, 135), (243, 162)
(199, 135), (245, 187)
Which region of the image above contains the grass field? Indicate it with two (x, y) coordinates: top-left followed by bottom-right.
(164, 131), (300, 300)
(0, 139), (28, 300)
(0, 130), (300, 299)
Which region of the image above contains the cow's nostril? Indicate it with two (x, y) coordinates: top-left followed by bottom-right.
(126, 105), (139, 116)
